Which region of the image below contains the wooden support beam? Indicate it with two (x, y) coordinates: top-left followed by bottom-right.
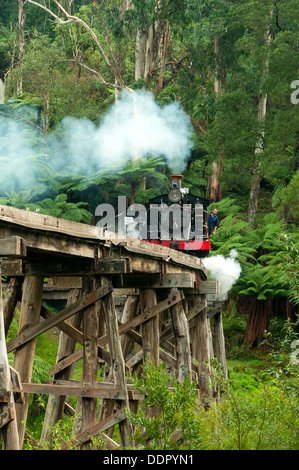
(120, 295), (139, 362)
(21, 382), (144, 400)
(41, 305), (84, 345)
(0, 260), (23, 277)
(100, 290), (183, 346)
(9, 366), (24, 404)
(41, 306), (110, 366)
(49, 291), (184, 377)
(3, 276), (22, 336)
(169, 288), (192, 383)
(0, 236), (26, 257)
(80, 276), (101, 448)
(191, 295), (212, 398)
(100, 276), (132, 448)
(0, 274), (20, 450)
(139, 288), (159, 365)
(40, 288), (84, 446)
(198, 281), (218, 294)
(46, 277), (83, 289)
(139, 288), (159, 426)
(23, 258), (132, 276)
(115, 273), (195, 289)
(7, 285), (112, 353)
(13, 275), (44, 449)
(73, 409), (127, 448)
(213, 312), (228, 379)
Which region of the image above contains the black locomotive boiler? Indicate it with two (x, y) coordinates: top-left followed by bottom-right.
(145, 175), (210, 258)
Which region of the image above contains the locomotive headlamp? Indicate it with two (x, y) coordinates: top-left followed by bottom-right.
(168, 188), (182, 203)
(169, 174), (183, 203)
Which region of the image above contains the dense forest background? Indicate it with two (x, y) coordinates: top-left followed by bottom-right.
(0, 0), (298, 347)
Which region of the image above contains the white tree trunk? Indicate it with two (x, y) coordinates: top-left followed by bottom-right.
(248, 23), (272, 228)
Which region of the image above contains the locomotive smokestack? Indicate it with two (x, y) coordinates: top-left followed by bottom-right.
(170, 174), (183, 189)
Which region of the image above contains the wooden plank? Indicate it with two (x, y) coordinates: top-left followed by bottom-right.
(126, 350), (144, 369)
(49, 349), (84, 376)
(0, 260), (23, 277)
(139, 289), (159, 368)
(0, 204), (105, 240)
(73, 409), (127, 447)
(23, 258), (131, 276)
(13, 275), (44, 448)
(115, 273), (195, 289)
(21, 383), (143, 400)
(52, 379), (145, 395)
(41, 306), (84, 345)
(80, 276), (100, 448)
(192, 297), (212, 397)
(46, 277), (83, 289)
(120, 295), (139, 362)
(0, 272), (19, 449)
(0, 236), (26, 257)
(213, 312), (228, 379)
(7, 285), (112, 353)
(0, 205), (207, 278)
(198, 281), (218, 294)
(113, 288), (139, 296)
(3, 276), (22, 336)
(187, 298), (207, 321)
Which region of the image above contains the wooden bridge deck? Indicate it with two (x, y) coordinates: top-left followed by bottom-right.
(0, 204), (225, 450)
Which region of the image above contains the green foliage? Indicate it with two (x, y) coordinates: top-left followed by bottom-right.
(0, 192), (92, 223)
(127, 360), (202, 450)
(282, 172), (299, 225)
(275, 232), (299, 304)
(126, 339), (299, 450)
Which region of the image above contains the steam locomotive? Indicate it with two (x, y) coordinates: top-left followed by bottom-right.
(145, 175), (210, 258)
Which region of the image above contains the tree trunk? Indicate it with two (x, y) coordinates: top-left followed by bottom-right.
(208, 35), (224, 203)
(247, 23), (272, 228)
(0, 78), (5, 104)
(248, 163), (262, 228)
(17, 0), (25, 96)
(155, 20), (170, 95)
(244, 297), (272, 348)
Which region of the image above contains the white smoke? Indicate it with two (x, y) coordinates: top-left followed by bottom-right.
(0, 90), (194, 194)
(202, 249), (242, 301)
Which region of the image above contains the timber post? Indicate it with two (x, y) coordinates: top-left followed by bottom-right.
(0, 204), (227, 449)
(40, 287), (83, 445)
(0, 271), (20, 450)
(13, 275), (44, 448)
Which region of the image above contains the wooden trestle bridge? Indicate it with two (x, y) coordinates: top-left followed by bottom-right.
(0, 204), (227, 450)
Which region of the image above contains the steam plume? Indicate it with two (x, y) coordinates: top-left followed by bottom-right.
(0, 90), (194, 194)
(202, 249), (242, 301)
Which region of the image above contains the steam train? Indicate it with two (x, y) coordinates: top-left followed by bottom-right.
(145, 175), (210, 258)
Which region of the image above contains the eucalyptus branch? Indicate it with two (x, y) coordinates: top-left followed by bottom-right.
(68, 60), (120, 89)
(27, 0), (132, 92)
